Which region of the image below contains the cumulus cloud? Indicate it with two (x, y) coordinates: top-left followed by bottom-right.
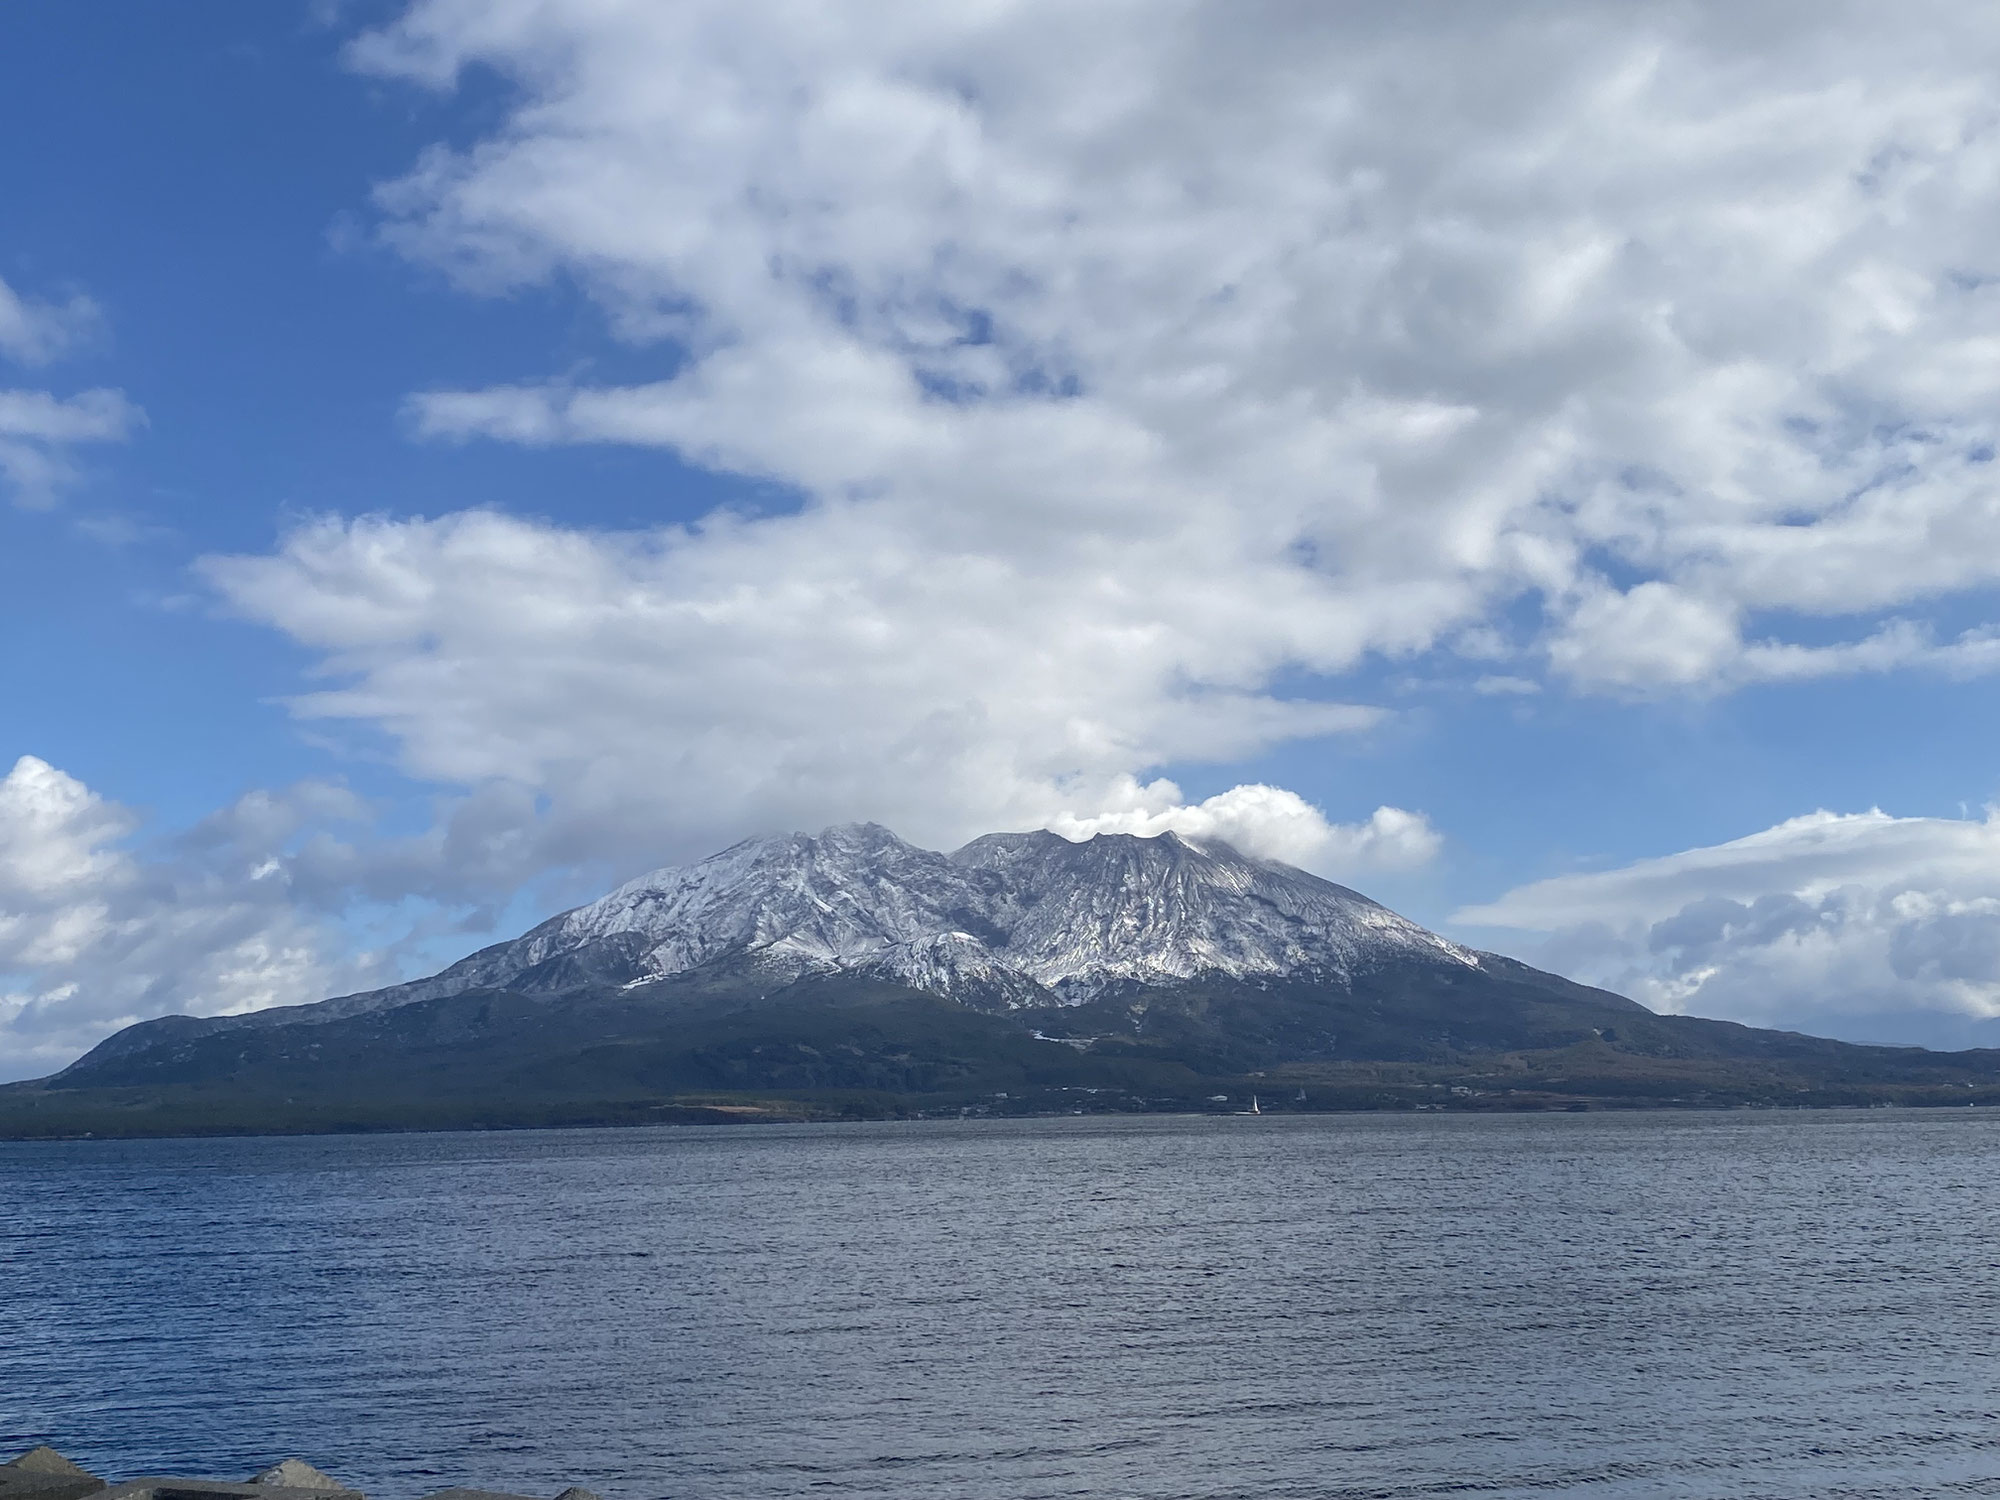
(334, 0), (2000, 704)
(1045, 778), (1439, 877)
(0, 756), (387, 1081)
(202, 509), (1385, 871)
(1458, 809), (2000, 1047)
(192, 0), (2000, 889)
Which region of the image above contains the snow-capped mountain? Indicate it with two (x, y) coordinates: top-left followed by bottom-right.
(34, 819), (1954, 1121)
(303, 822), (1479, 1022)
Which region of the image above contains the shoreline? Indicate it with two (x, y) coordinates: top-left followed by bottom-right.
(3, 1094), (1998, 1145)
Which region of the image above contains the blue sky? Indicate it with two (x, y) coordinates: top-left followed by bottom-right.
(1, 3), (748, 810)
(10, 1), (2000, 1074)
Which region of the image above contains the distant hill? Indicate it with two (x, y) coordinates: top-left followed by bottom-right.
(9, 824), (2000, 1137)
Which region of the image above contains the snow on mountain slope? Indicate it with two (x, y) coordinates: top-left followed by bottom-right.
(950, 829), (1471, 995)
(99, 824), (1478, 1058)
(505, 822), (1001, 982)
(319, 821), (1480, 1018)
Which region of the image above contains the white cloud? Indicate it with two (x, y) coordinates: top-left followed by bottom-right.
(1458, 809), (2000, 1046)
(202, 509), (1389, 872)
(0, 274), (98, 366)
(0, 756), (386, 1081)
(0, 389), (141, 507)
(1044, 778), (1440, 877)
(224, 0), (2000, 897)
(335, 0), (2000, 705)
(0, 272), (140, 507)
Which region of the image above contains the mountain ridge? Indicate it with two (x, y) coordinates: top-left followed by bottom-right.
(68, 822), (1484, 1075)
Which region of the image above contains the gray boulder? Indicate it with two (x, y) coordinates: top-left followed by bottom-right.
(0, 1449), (105, 1500)
(247, 1465), (354, 1496)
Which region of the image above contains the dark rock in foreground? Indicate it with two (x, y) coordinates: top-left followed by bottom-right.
(0, 1449), (105, 1500)
(0, 1450), (592, 1500)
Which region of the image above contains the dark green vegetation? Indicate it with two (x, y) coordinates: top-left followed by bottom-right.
(9, 953), (2000, 1138)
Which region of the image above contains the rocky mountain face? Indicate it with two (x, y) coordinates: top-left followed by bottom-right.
(384, 824), (1474, 1008)
(525, 822), (1477, 1004)
(65, 822), (1483, 1067)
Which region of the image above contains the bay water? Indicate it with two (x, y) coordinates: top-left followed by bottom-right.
(5, 1111), (1999, 1500)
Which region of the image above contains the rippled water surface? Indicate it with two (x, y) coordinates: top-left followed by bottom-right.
(7, 1112), (2000, 1499)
